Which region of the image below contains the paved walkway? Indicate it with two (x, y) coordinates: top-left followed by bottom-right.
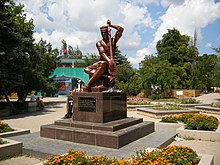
(0, 93), (220, 165)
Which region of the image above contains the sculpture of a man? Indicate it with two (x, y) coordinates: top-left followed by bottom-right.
(84, 20), (124, 92)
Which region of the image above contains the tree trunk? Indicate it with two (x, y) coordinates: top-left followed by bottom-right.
(0, 83), (16, 114)
(17, 86), (27, 102)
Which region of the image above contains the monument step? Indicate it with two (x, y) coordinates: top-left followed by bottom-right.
(40, 120), (154, 149)
(54, 117), (143, 132)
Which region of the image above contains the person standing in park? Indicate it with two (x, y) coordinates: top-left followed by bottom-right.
(84, 20), (124, 91)
(64, 90), (74, 119)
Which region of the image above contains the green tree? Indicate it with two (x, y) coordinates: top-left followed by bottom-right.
(31, 39), (59, 96)
(198, 53), (220, 91)
(156, 28), (200, 89)
(114, 46), (130, 65)
(139, 55), (179, 96)
(156, 28), (198, 66)
(115, 63), (142, 96)
(0, 0), (35, 110)
(114, 48), (142, 96)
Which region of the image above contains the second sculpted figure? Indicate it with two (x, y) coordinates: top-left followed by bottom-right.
(84, 20), (124, 92)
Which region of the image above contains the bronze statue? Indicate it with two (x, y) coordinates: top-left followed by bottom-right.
(84, 20), (124, 92)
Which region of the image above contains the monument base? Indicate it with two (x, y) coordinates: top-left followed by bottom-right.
(72, 92), (127, 123)
(41, 118), (154, 149)
(40, 92), (155, 148)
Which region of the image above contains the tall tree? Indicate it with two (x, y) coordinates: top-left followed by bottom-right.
(156, 28), (199, 66)
(0, 0), (34, 110)
(156, 28), (200, 89)
(198, 53), (220, 91)
(114, 46), (130, 66)
(139, 55), (179, 95)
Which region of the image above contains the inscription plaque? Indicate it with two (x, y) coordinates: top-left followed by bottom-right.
(78, 97), (96, 112)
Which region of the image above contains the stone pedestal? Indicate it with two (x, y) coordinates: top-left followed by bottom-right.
(41, 92), (155, 149)
(72, 92), (127, 123)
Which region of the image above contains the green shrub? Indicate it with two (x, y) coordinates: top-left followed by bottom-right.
(152, 104), (184, 110)
(0, 121), (14, 133)
(0, 138), (8, 145)
(148, 94), (162, 100)
(176, 98), (200, 104)
(211, 102), (220, 108)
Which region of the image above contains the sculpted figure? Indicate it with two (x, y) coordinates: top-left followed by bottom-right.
(84, 20), (124, 92)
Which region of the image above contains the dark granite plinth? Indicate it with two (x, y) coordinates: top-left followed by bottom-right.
(41, 92), (155, 149)
(41, 118), (154, 149)
(72, 92), (127, 123)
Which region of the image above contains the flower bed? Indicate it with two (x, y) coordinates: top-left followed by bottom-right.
(176, 98), (200, 104)
(127, 98), (150, 105)
(0, 121), (14, 133)
(152, 104), (184, 110)
(0, 138), (22, 158)
(43, 146), (200, 165)
(0, 121), (30, 138)
(137, 107), (199, 119)
(0, 138), (8, 145)
(161, 113), (219, 131)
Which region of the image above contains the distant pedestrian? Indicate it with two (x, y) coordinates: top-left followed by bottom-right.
(30, 92), (37, 102)
(64, 90), (74, 119)
(36, 97), (44, 110)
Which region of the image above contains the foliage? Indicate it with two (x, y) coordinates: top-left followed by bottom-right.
(148, 94), (163, 100)
(161, 113), (219, 131)
(176, 98), (200, 104)
(139, 28), (205, 94)
(133, 146), (199, 165)
(44, 149), (127, 165)
(27, 39), (59, 97)
(211, 102), (220, 108)
(0, 138), (8, 145)
(127, 98), (150, 105)
(44, 146), (200, 165)
(139, 56), (179, 92)
(0, 0), (34, 100)
(114, 46), (130, 66)
(0, 1), (58, 104)
(156, 28), (201, 89)
(152, 104), (184, 110)
(185, 114), (219, 131)
(115, 63), (142, 96)
(197, 53), (220, 91)
(156, 28), (198, 66)
(0, 121), (14, 133)
(81, 53), (99, 67)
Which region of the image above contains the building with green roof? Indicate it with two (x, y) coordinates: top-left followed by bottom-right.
(50, 58), (89, 96)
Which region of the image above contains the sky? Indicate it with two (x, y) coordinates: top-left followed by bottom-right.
(15, 0), (220, 68)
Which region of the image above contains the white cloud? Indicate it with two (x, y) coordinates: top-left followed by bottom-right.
(160, 0), (185, 7)
(15, 0), (220, 68)
(16, 0), (155, 57)
(149, 0), (220, 55)
(128, 48), (150, 68)
(205, 43), (212, 48)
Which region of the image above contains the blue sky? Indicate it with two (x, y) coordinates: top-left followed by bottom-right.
(16, 0), (220, 68)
